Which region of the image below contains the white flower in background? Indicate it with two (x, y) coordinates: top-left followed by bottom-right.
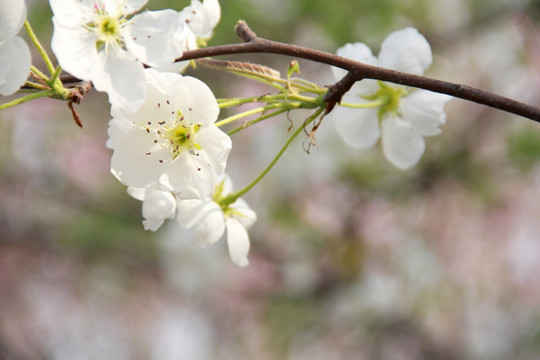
(177, 177), (256, 267)
(49, 0), (191, 111)
(127, 186), (177, 231)
(158, 0), (221, 73)
(330, 27), (451, 170)
(0, 0), (31, 95)
(108, 68), (231, 199)
(180, 0), (221, 42)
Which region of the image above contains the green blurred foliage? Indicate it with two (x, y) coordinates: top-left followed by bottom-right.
(55, 205), (160, 268)
(507, 125), (540, 171)
(264, 294), (323, 356)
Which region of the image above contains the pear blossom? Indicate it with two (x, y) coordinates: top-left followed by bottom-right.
(177, 177), (256, 267)
(49, 0), (191, 111)
(330, 27), (451, 170)
(108, 68), (231, 199)
(0, 0), (31, 95)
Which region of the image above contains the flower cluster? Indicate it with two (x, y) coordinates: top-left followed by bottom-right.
(49, 0), (221, 114)
(329, 28), (451, 169)
(0, 0), (455, 267)
(108, 68), (255, 267)
(0, 0), (31, 95)
(46, 0), (258, 266)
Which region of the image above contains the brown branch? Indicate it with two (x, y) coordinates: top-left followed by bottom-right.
(323, 72), (359, 115)
(174, 20), (540, 123)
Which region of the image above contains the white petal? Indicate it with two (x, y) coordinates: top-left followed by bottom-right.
(177, 198), (225, 246)
(196, 126), (232, 176)
(225, 218), (250, 267)
(51, 21), (100, 81)
(332, 104), (381, 150)
(332, 42), (377, 81)
(168, 76), (219, 125)
(378, 27), (432, 75)
(381, 116), (425, 170)
(141, 189), (177, 231)
(111, 68), (170, 120)
(101, 0), (143, 15)
(49, 0), (96, 28)
(0, 37), (31, 95)
(180, 0), (221, 39)
(348, 79), (380, 97)
(158, 153), (215, 199)
(124, 10), (191, 67)
(127, 186), (176, 230)
(126, 186), (146, 201)
(400, 90), (451, 136)
(119, 0), (148, 14)
(0, 0), (26, 41)
(176, 198), (206, 228)
(202, 0), (221, 29)
(108, 117), (165, 188)
(92, 48), (146, 112)
(154, 60), (191, 74)
(231, 198), (257, 229)
(192, 206), (225, 246)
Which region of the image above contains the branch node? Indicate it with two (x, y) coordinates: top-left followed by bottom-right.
(323, 72), (359, 115)
(235, 20), (258, 42)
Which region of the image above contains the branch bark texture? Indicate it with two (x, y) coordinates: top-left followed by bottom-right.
(174, 21), (540, 122)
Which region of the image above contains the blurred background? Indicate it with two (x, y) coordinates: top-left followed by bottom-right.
(1, 0), (540, 359)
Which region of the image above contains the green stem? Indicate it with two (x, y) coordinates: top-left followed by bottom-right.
(22, 81), (49, 91)
(24, 20), (55, 76)
(49, 66), (63, 88)
(238, 73), (287, 91)
(218, 93), (288, 109)
(221, 106), (325, 206)
(30, 66), (49, 82)
(291, 78), (326, 94)
(227, 108), (290, 136)
(0, 90), (56, 110)
(216, 102), (300, 127)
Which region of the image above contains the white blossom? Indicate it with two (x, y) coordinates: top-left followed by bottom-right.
(0, 0), (31, 95)
(330, 27), (451, 170)
(108, 68), (231, 199)
(49, 0), (191, 111)
(177, 177), (256, 267)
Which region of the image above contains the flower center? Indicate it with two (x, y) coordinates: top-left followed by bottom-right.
(86, 10), (127, 51)
(162, 110), (202, 158)
(363, 81), (407, 119)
